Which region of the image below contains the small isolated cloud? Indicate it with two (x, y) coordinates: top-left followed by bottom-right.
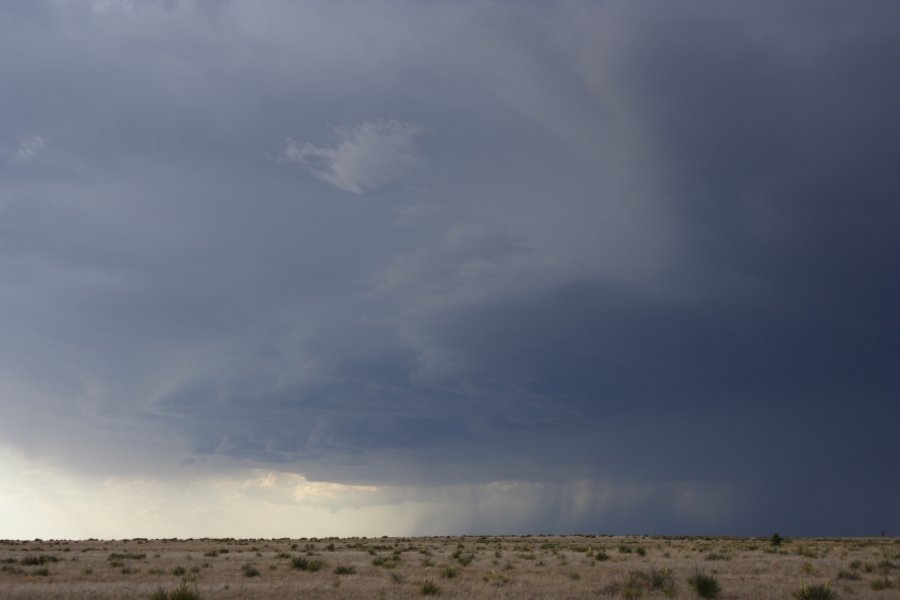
(240, 471), (380, 506)
(282, 120), (423, 194)
(9, 135), (45, 163)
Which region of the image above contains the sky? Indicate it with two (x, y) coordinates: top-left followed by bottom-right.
(0, 0), (898, 540)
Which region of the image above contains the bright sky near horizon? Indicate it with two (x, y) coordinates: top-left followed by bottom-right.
(0, 0), (898, 539)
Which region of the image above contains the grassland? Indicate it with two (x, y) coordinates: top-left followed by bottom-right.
(0, 535), (896, 599)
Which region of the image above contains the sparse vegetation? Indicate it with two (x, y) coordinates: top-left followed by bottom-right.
(0, 535), (895, 599)
(688, 572), (721, 599)
(793, 581), (837, 600)
(837, 569), (862, 580)
(870, 578), (894, 590)
(108, 552), (146, 561)
(20, 555), (58, 566)
(420, 578), (440, 595)
(150, 584), (202, 600)
(333, 565), (356, 575)
(291, 556), (325, 572)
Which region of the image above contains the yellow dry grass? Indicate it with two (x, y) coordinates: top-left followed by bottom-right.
(0, 535), (896, 599)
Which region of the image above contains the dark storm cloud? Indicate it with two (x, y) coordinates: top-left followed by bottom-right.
(1, 0), (897, 534)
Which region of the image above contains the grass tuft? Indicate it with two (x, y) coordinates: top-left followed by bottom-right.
(871, 578), (894, 590)
(688, 572), (721, 599)
(150, 583), (202, 600)
(333, 565), (356, 575)
(793, 581), (837, 600)
(420, 578), (440, 595)
(290, 556), (325, 572)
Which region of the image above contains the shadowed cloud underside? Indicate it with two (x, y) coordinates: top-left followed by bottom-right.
(0, 0), (897, 538)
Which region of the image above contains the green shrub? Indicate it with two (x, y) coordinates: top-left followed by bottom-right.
(420, 578), (440, 595)
(291, 557), (324, 572)
(150, 588), (168, 600)
(20, 555), (57, 566)
(620, 568), (675, 599)
(623, 572), (646, 600)
(373, 555), (402, 568)
(771, 533), (784, 546)
(150, 584), (202, 600)
(333, 565), (356, 575)
(837, 570), (861, 580)
(108, 552), (146, 561)
(241, 563), (260, 577)
(441, 567), (458, 579)
(169, 585), (202, 600)
(688, 572), (721, 599)
(172, 566), (186, 576)
(871, 578), (894, 590)
(793, 581), (837, 600)
(798, 547), (819, 559)
(648, 567), (674, 591)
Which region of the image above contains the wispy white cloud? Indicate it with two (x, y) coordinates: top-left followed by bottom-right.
(282, 120), (423, 194)
(9, 135), (45, 163)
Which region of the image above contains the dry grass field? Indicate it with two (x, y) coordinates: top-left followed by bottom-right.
(0, 535), (897, 599)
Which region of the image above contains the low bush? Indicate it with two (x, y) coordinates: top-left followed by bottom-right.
(150, 584), (202, 600)
(688, 572), (721, 599)
(291, 557), (324, 572)
(420, 578), (440, 595)
(108, 552), (145, 561)
(793, 581), (837, 600)
(333, 565), (356, 575)
(20, 555), (57, 566)
(837, 570), (861, 580)
(871, 578), (894, 590)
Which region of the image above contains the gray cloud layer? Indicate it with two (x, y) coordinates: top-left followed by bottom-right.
(1, 0), (897, 535)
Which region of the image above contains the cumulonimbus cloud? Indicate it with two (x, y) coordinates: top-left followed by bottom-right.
(282, 119), (423, 194)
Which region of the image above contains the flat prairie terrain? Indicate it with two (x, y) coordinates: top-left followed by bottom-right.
(0, 535), (897, 599)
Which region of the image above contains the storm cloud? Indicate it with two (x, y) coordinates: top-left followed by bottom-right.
(0, 0), (897, 537)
